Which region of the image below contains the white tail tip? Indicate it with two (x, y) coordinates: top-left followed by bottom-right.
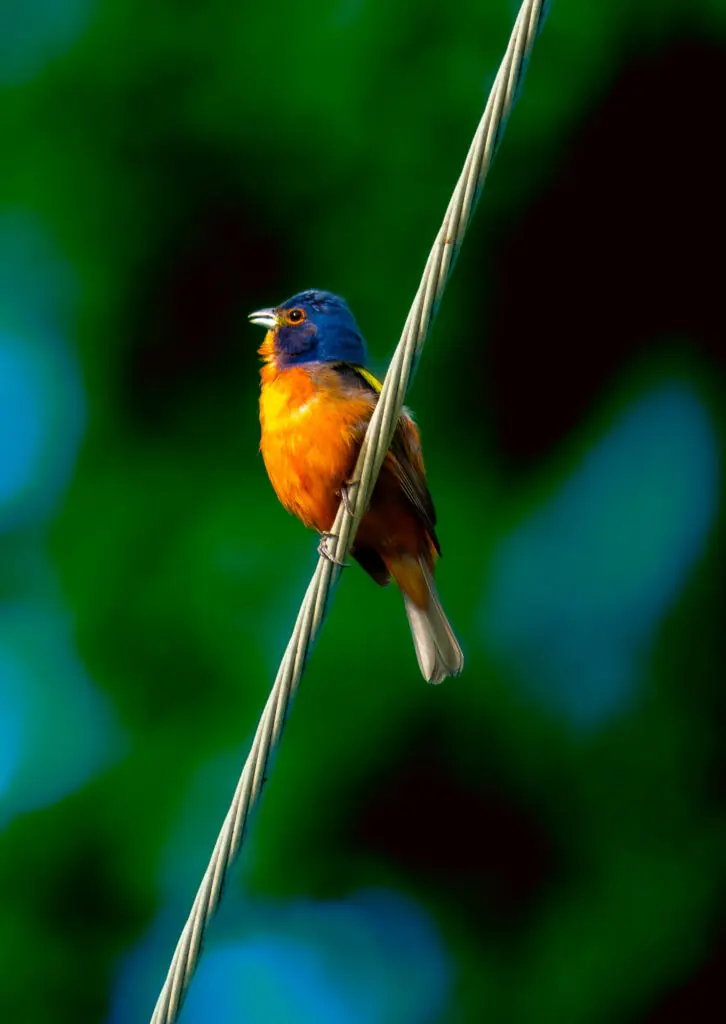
(403, 563), (464, 684)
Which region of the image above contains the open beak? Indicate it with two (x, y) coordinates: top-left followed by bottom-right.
(248, 307), (278, 330)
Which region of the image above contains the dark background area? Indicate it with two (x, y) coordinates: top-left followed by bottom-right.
(1, 2), (725, 1022)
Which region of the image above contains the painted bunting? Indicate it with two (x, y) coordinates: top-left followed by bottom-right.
(249, 289), (463, 683)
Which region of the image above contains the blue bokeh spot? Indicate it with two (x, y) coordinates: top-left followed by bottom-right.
(0, 336), (50, 508)
(0, 0), (92, 85)
(0, 649), (24, 800)
(110, 890), (451, 1024)
(481, 382), (720, 727)
(0, 213), (85, 531)
(0, 601), (124, 824)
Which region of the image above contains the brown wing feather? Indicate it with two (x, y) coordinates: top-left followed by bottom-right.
(388, 418), (441, 555)
(332, 362), (441, 555)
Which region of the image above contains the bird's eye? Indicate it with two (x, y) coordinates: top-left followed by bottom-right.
(287, 308), (306, 325)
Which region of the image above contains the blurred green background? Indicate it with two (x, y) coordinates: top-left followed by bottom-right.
(1, 1), (726, 1021)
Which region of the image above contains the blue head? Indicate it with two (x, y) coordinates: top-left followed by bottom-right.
(249, 289), (367, 368)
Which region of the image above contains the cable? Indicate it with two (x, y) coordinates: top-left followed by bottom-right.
(150, 3), (545, 1019)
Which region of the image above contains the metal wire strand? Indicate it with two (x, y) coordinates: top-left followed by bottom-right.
(150, 3), (545, 1020)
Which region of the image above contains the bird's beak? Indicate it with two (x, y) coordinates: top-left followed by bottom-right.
(248, 307), (278, 330)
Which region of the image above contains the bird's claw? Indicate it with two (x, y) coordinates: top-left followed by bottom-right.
(317, 532), (350, 567)
(340, 480), (358, 516)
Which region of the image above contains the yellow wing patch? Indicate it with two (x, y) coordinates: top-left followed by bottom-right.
(356, 366), (383, 393)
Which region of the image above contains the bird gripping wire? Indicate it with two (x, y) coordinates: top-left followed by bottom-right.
(150, 2), (546, 1020)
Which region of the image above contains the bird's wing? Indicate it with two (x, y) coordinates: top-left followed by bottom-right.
(332, 362), (441, 554)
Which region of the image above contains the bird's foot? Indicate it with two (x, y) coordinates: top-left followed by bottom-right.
(340, 480), (358, 516)
(317, 532), (350, 567)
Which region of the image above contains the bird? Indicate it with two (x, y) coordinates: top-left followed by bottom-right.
(249, 288), (463, 683)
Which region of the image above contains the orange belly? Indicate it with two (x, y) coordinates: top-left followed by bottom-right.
(259, 364), (437, 607)
(259, 368), (371, 532)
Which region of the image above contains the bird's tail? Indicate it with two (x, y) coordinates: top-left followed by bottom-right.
(390, 555), (464, 684)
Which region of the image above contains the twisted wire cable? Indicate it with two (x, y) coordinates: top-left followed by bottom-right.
(150, 2), (545, 1020)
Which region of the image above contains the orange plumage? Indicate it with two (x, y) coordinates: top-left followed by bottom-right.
(251, 289), (463, 683)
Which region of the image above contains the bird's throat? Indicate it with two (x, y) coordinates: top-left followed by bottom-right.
(258, 330), (279, 383)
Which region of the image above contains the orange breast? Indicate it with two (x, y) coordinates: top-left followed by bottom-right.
(259, 366), (372, 533)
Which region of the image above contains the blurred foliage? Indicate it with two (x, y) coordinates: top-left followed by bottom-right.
(1, 1), (725, 1022)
